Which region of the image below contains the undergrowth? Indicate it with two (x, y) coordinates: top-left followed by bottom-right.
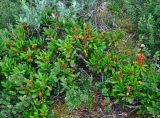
(0, 0), (160, 117)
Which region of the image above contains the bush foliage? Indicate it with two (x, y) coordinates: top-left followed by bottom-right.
(117, 0), (160, 55)
(0, 0), (21, 29)
(0, 0), (160, 117)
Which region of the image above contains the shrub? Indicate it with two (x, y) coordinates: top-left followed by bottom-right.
(111, 0), (160, 56)
(18, 0), (97, 29)
(0, 18), (160, 117)
(0, 0), (21, 29)
(0, 0), (160, 117)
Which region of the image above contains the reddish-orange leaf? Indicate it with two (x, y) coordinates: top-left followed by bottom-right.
(119, 70), (123, 77)
(126, 86), (131, 96)
(9, 42), (14, 47)
(137, 52), (145, 66)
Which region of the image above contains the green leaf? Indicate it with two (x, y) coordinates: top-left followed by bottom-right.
(147, 107), (155, 114)
(40, 104), (48, 115)
(32, 93), (37, 98)
(45, 90), (50, 96)
(127, 97), (134, 104)
(33, 112), (39, 118)
(102, 88), (108, 95)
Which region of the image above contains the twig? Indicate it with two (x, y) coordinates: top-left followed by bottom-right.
(125, 105), (140, 109)
(126, 105), (141, 116)
(101, 114), (114, 118)
(75, 52), (89, 67)
(78, 68), (90, 77)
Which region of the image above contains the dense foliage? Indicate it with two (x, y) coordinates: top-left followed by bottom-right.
(114, 0), (160, 55)
(0, 0), (21, 29)
(0, 0), (160, 117)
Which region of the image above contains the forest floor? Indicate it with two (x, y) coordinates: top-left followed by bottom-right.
(50, 94), (159, 118)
